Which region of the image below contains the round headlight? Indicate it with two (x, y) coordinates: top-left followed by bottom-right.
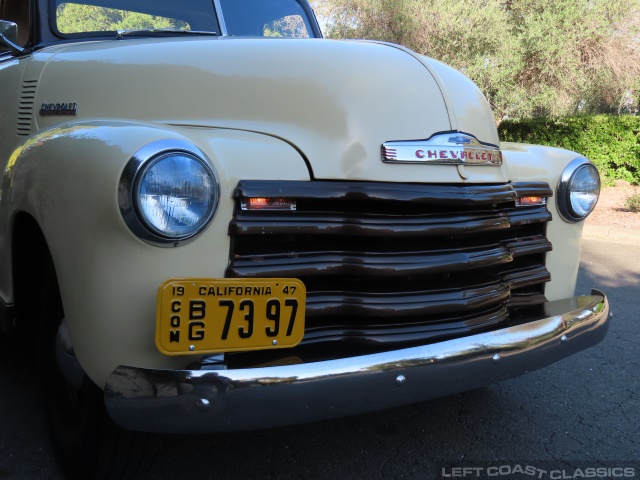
(136, 152), (217, 238)
(119, 140), (219, 246)
(557, 158), (600, 223)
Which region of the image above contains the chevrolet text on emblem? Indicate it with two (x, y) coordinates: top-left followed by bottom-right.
(39, 102), (78, 116)
(382, 132), (502, 166)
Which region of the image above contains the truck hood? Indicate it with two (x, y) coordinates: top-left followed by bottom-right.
(32, 37), (505, 183)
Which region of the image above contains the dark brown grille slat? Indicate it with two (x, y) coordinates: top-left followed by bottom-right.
(227, 180), (553, 356)
(230, 211), (511, 237)
(302, 305), (510, 345)
(504, 235), (552, 257)
(305, 281), (510, 319)
(504, 206), (552, 226)
(508, 292), (548, 307)
(501, 265), (551, 289)
(229, 245), (513, 278)
(510, 182), (554, 198)
(235, 181), (521, 206)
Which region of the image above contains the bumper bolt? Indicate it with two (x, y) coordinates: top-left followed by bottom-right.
(561, 335), (568, 344)
(492, 354), (501, 363)
(195, 398), (210, 412)
(395, 375), (406, 387)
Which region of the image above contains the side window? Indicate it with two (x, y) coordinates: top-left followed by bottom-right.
(263, 15), (309, 38)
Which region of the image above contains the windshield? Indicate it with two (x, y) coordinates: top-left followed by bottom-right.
(218, 0), (315, 38)
(50, 0), (318, 39)
(52, 0), (219, 36)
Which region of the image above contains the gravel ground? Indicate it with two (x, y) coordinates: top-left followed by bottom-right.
(586, 185), (640, 229)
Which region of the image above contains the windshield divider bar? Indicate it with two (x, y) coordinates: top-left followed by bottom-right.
(212, 0), (229, 36)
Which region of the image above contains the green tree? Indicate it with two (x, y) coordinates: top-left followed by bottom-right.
(56, 3), (187, 34)
(56, 4), (119, 33)
(508, 0), (640, 117)
(313, 0), (640, 120)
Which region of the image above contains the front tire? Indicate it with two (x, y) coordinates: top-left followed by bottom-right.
(38, 258), (153, 480)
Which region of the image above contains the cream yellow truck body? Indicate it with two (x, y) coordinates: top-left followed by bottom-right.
(0, 1), (608, 477)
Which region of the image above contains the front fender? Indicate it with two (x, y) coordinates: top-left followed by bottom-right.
(1, 120), (311, 387)
(502, 142), (590, 301)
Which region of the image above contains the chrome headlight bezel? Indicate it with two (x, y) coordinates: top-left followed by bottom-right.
(118, 139), (219, 247)
(556, 157), (601, 223)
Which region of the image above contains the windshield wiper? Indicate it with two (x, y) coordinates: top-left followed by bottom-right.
(116, 29), (218, 39)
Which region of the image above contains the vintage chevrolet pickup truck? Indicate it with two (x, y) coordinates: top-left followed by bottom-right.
(0, 0), (609, 478)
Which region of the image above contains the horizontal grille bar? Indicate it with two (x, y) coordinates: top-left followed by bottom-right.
(234, 181), (552, 206)
(302, 305), (510, 346)
(230, 207), (550, 237)
(305, 280), (510, 319)
(228, 235), (551, 278)
(229, 245), (512, 278)
(230, 211), (514, 237)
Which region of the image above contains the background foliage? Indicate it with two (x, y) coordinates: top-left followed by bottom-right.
(499, 115), (640, 184)
(56, 3), (186, 34)
(313, 0), (640, 121)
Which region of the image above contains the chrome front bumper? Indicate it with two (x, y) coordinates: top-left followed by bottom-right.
(105, 291), (609, 433)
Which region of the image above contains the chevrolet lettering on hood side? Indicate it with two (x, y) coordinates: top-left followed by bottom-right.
(0, 0), (608, 478)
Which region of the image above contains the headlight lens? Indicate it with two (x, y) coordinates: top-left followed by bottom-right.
(557, 158), (600, 223)
(136, 152), (217, 238)
(119, 140), (219, 246)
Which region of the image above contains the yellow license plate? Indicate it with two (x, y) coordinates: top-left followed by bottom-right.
(156, 278), (306, 356)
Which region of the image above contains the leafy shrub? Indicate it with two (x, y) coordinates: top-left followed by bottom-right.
(499, 115), (640, 185)
(625, 194), (640, 213)
(316, 0), (640, 120)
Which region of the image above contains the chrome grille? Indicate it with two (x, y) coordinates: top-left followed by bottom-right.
(227, 181), (552, 356)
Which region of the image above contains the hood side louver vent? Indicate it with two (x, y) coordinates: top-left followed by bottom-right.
(17, 80), (38, 136)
